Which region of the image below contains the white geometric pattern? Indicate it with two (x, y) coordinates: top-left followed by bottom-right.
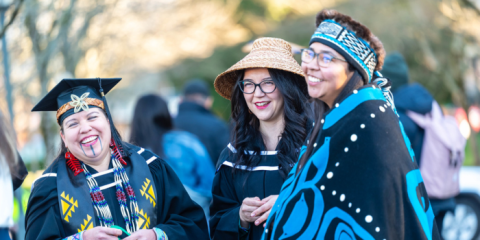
(311, 20), (378, 81)
(338, 31), (370, 61)
(315, 22), (342, 38)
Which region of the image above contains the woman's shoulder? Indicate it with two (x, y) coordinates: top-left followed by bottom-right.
(216, 143), (236, 167)
(325, 86), (396, 128)
(31, 158), (61, 192)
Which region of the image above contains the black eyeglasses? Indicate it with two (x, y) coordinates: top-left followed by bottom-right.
(237, 80), (276, 94)
(301, 48), (346, 67)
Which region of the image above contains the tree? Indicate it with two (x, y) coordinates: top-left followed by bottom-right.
(23, 0), (106, 164)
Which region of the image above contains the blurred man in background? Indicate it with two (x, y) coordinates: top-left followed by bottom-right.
(382, 52), (461, 238)
(175, 79), (229, 165)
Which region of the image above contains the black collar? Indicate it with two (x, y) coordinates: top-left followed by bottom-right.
(178, 101), (210, 114)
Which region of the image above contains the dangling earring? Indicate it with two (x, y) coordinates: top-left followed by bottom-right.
(110, 139), (127, 165)
(65, 149), (83, 176)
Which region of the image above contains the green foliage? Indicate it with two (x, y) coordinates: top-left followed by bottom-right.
(165, 0), (479, 121)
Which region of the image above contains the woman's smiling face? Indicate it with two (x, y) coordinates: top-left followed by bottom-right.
(302, 42), (353, 107)
(60, 107), (111, 164)
(242, 68), (284, 124)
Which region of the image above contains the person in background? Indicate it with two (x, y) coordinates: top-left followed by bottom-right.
(210, 37), (311, 240)
(381, 52), (434, 160)
(0, 111), (28, 240)
(130, 94), (215, 217)
(175, 79), (230, 165)
(382, 52), (456, 236)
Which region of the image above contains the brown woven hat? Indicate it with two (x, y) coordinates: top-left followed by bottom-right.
(214, 37), (306, 100)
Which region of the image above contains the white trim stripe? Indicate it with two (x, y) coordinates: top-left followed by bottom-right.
(91, 169), (114, 178)
(99, 181), (121, 190)
(146, 156), (157, 164)
(32, 173), (57, 189)
(220, 161), (280, 171)
(227, 143), (237, 153)
(227, 143), (278, 155)
(137, 148), (145, 154)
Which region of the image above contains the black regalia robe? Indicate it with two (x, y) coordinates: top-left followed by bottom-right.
(209, 142), (290, 240)
(262, 86), (441, 240)
(25, 144), (209, 240)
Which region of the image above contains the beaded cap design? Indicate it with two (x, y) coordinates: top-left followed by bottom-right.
(310, 19), (378, 83)
(214, 37), (305, 100)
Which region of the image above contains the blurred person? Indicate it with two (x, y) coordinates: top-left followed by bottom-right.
(210, 37), (312, 240)
(130, 94), (215, 218)
(383, 52), (463, 237)
(175, 79), (229, 165)
(0, 112), (17, 240)
(0, 111), (28, 240)
(26, 78), (209, 240)
(263, 10), (440, 239)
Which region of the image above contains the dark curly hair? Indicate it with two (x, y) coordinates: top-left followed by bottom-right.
(230, 68), (310, 178)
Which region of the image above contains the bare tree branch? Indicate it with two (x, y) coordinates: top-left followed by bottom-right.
(0, 0), (25, 38)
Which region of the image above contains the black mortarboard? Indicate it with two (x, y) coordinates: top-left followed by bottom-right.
(32, 77), (130, 158)
(32, 78), (120, 111)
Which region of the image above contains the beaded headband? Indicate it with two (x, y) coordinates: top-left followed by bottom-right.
(309, 19), (378, 83)
(56, 93), (105, 122)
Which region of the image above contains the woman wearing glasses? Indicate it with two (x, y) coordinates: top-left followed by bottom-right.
(209, 37), (311, 240)
(261, 10), (441, 240)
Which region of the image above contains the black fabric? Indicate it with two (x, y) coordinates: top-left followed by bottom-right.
(175, 101), (229, 165)
(430, 198), (456, 216)
(11, 152), (28, 190)
(263, 86), (441, 240)
(25, 145), (209, 240)
(209, 146), (285, 240)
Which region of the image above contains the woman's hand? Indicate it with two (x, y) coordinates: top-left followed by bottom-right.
(82, 227), (122, 240)
(239, 197), (263, 228)
(251, 195), (279, 227)
(123, 229), (157, 240)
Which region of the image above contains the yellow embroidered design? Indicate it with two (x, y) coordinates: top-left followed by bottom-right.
(78, 214), (94, 232)
(137, 209), (151, 229)
(60, 192), (78, 222)
(140, 178), (156, 207)
(69, 92), (90, 113)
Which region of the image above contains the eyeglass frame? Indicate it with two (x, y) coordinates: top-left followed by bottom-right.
(300, 48), (347, 66)
(236, 79), (277, 94)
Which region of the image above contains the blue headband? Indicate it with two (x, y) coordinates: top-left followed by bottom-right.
(309, 19), (378, 83)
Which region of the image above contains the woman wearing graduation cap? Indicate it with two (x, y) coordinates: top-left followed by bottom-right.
(25, 78), (209, 240)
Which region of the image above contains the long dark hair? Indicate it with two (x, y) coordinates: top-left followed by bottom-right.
(297, 70), (364, 172)
(129, 94), (173, 157)
(230, 68), (310, 178)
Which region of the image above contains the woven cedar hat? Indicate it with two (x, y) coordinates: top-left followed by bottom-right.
(214, 37), (305, 100)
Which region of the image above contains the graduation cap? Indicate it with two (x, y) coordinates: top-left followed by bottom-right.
(32, 78), (130, 158)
